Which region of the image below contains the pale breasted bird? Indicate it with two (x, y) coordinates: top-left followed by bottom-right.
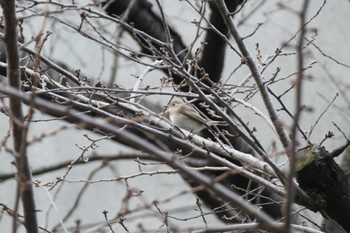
(166, 101), (226, 132)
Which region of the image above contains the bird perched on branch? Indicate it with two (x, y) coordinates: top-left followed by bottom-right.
(166, 101), (226, 132)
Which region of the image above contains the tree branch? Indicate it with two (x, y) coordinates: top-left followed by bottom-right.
(0, 84), (282, 232)
(215, 0), (291, 150)
(0, 1), (39, 232)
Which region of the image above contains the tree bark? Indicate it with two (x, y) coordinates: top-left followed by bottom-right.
(296, 146), (350, 232)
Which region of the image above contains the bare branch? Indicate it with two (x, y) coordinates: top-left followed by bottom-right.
(0, 1), (39, 232)
(0, 84), (282, 232)
(215, 0), (291, 150)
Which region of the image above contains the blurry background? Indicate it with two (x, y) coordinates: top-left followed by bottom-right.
(1, 0), (350, 232)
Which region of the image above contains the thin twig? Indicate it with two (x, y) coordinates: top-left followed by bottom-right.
(284, 1), (310, 232)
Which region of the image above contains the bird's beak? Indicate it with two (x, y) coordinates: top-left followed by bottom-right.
(163, 105), (170, 113)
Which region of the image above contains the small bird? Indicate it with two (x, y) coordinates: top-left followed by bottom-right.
(166, 101), (226, 132)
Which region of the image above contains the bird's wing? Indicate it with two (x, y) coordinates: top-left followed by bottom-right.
(180, 105), (208, 125)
